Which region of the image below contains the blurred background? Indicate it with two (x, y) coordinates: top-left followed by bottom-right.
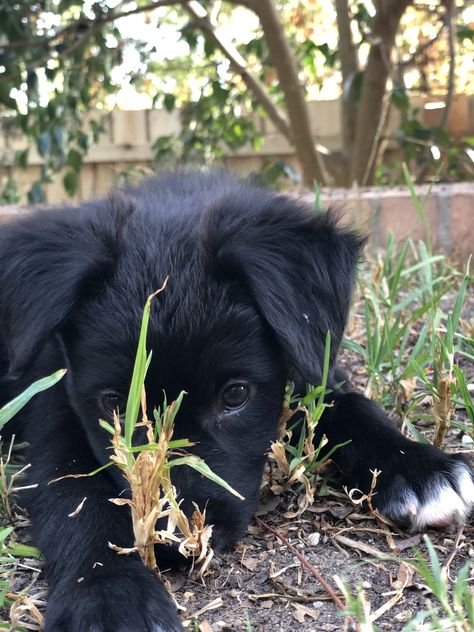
(0, 0), (473, 204)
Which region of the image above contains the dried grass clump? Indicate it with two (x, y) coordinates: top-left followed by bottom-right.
(107, 388), (217, 578)
(53, 282), (243, 580)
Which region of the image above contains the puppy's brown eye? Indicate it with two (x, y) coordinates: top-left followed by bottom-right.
(99, 391), (126, 417)
(222, 383), (250, 411)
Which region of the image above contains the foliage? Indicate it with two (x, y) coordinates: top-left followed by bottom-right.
(1, 1), (473, 200)
(342, 168), (473, 445)
(337, 536), (474, 631)
(0, 370), (64, 629)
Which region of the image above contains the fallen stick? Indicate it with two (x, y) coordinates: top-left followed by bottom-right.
(256, 516), (359, 631)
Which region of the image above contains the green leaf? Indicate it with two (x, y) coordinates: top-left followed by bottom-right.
(99, 419), (116, 435)
(0, 528), (14, 545)
(169, 455), (245, 500)
(37, 131), (52, 157)
(341, 338), (366, 359)
(457, 26), (474, 42)
(203, 36), (215, 57)
(14, 148), (29, 170)
(63, 170), (78, 196)
(163, 93), (176, 112)
(0, 82), (16, 109)
(6, 542), (42, 559)
(53, 125), (67, 151)
(28, 181), (45, 204)
(67, 148), (83, 173)
(391, 88), (409, 112)
(0, 369), (66, 431)
(453, 365), (474, 427)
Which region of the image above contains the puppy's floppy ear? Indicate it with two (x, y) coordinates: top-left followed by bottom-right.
(203, 191), (364, 384)
(0, 195), (131, 374)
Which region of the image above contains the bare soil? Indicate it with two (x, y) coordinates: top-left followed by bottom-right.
(2, 289), (473, 631)
(3, 422), (473, 632)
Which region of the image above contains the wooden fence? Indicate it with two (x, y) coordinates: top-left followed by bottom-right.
(1, 94), (473, 203)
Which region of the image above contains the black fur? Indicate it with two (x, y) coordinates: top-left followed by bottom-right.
(0, 171), (471, 632)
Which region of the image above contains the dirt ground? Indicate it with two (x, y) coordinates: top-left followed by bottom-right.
(2, 292), (474, 631)
(4, 424), (473, 632)
(170, 476), (473, 631)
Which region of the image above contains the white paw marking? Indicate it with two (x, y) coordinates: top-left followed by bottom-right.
(413, 481), (466, 529)
(457, 465), (474, 506)
(409, 463), (474, 530)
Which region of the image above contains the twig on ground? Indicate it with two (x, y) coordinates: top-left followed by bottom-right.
(182, 597), (223, 625)
(332, 533), (388, 560)
(442, 524), (465, 579)
(256, 516), (359, 631)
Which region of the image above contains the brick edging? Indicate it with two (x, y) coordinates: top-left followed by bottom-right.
(1, 183), (473, 258)
(300, 182), (473, 258)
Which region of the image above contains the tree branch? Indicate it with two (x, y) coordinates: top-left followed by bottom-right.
(439, 1), (456, 130)
(349, 0), (413, 185)
(183, 1), (293, 143)
(251, 0), (327, 186)
(0, 0), (184, 51)
(335, 0), (358, 181)
(398, 21), (446, 68)
(224, 0), (256, 10)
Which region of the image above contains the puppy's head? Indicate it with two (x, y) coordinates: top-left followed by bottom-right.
(0, 172), (363, 547)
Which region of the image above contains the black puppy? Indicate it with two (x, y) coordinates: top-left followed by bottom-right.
(0, 171), (472, 632)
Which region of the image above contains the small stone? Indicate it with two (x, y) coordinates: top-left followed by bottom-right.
(306, 532), (321, 547)
(394, 610), (413, 622)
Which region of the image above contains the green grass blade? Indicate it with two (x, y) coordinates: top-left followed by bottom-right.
(169, 455), (245, 500)
(402, 162), (432, 253)
(403, 418), (431, 444)
(315, 331), (331, 416)
(0, 369), (66, 431)
(453, 365), (474, 426)
(124, 284), (166, 448)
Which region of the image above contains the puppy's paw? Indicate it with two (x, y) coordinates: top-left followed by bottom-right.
(372, 449), (474, 531)
(45, 561), (183, 632)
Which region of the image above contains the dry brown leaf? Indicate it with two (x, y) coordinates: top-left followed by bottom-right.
(9, 595), (44, 631)
(390, 562), (414, 591)
(269, 440), (290, 476)
(246, 523), (263, 535)
(255, 491), (281, 516)
(241, 556), (259, 572)
(370, 563), (414, 622)
(291, 602), (320, 623)
(68, 496), (87, 517)
(108, 542), (138, 555)
(394, 534), (421, 551)
(399, 378), (417, 401)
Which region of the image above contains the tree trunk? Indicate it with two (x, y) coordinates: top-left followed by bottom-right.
(184, 2), (293, 144)
(253, 0), (327, 187)
(349, 0), (412, 185)
(335, 0), (358, 185)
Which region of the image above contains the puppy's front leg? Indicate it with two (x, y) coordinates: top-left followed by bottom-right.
(316, 392), (474, 529)
(22, 423), (183, 632)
